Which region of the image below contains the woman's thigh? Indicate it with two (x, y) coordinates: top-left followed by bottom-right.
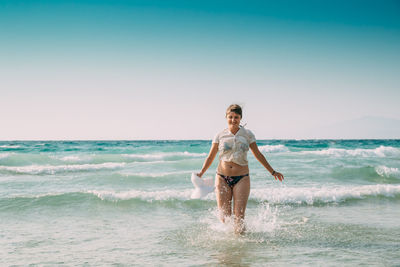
(232, 176), (250, 218)
(215, 174), (233, 217)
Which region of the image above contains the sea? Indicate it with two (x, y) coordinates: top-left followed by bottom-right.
(1, 140), (399, 266)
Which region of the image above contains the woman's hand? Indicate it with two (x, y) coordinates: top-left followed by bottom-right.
(273, 171), (284, 182)
(196, 172), (203, 178)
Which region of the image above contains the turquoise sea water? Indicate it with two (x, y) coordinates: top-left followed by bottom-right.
(1, 140), (400, 266)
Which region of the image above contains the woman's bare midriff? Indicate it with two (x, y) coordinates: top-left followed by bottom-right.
(217, 161), (249, 176)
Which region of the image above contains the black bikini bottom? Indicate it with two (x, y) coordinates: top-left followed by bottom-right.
(217, 173), (249, 188)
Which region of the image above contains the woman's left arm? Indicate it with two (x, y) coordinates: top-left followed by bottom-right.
(249, 142), (284, 182)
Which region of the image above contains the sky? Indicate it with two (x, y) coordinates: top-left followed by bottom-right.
(1, 0), (399, 140)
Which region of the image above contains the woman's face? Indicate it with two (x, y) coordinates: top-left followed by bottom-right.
(226, 112), (241, 128)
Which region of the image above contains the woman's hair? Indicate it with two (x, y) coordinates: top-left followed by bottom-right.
(226, 104), (242, 118)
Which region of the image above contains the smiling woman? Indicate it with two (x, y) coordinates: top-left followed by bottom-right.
(197, 104), (284, 234)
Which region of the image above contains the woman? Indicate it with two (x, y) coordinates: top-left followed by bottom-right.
(197, 104), (284, 234)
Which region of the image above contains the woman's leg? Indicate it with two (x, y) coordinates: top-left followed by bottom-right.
(232, 176), (250, 234)
(215, 174), (233, 223)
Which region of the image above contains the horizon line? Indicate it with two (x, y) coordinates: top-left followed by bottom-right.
(1, 138), (399, 142)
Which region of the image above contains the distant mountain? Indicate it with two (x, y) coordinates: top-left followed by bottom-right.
(309, 116), (400, 139)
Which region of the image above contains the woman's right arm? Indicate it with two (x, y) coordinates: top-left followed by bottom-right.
(198, 143), (219, 177)
(250, 142), (284, 182)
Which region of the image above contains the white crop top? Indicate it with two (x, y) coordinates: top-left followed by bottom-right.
(212, 126), (256, 166)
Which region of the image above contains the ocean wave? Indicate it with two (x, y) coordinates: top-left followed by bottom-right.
(57, 155), (84, 162)
(375, 166), (400, 178)
(251, 184), (400, 204)
(0, 151), (205, 167)
(1, 153), (78, 166)
(122, 151), (206, 159)
(0, 162), (126, 174)
(0, 192), (93, 211)
(300, 146), (400, 157)
(117, 170), (194, 178)
(87, 189), (194, 202)
(51, 151), (206, 163)
(0, 145), (21, 148)
(258, 145), (289, 153)
(330, 165), (400, 182)
(2, 184), (399, 210)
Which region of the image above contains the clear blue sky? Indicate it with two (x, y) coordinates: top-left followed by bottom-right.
(1, 0), (399, 139)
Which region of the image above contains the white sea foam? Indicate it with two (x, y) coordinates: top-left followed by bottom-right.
(5, 184), (400, 209)
(301, 146), (400, 157)
(123, 151), (206, 159)
(58, 155), (84, 162)
(251, 184), (400, 204)
(118, 170), (194, 177)
(197, 203), (281, 238)
(246, 203), (281, 233)
(0, 162), (126, 174)
(0, 145), (21, 148)
(259, 145), (289, 153)
(86, 184), (400, 204)
(47, 151), (205, 164)
(87, 189), (194, 202)
(375, 166), (400, 178)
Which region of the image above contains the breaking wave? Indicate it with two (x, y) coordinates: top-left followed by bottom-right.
(259, 145), (289, 153)
(300, 146), (400, 157)
(0, 162), (126, 174)
(2, 184), (399, 211)
(0, 151), (206, 166)
(251, 184), (400, 204)
(375, 166), (400, 178)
